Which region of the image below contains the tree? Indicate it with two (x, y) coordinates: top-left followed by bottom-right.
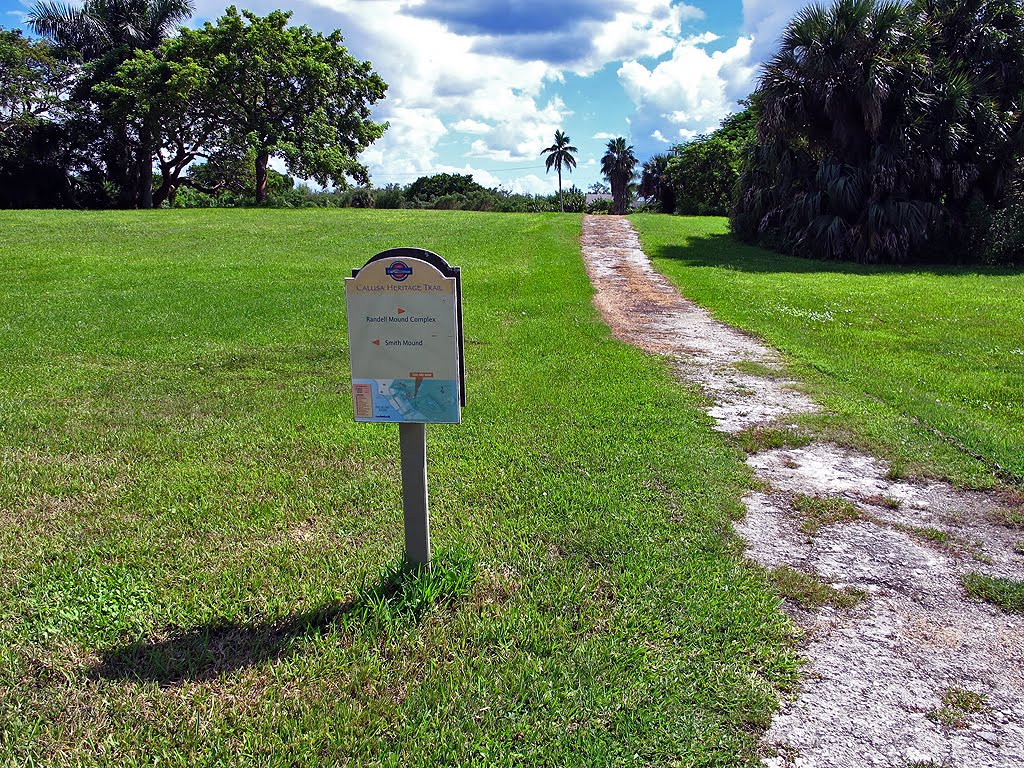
(406, 173), (485, 204)
(668, 136), (741, 216)
(100, 46), (241, 206)
(0, 29), (94, 208)
(541, 129), (577, 212)
(638, 153), (675, 213)
(155, 7), (387, 202)
(600, 137), (637, 215)
(0, 29), (72, 138)
(28, 0), (195, 208)
(732, 0), (1024, 263)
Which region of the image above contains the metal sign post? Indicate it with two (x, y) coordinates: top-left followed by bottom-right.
(399, 423), (430, 566)
(345, 248), (465, 570)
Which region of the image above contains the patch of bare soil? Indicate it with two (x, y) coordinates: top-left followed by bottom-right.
(580, 215), (1024, 768)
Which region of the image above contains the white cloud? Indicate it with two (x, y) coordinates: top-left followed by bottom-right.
(592, 132), (619, 140)
(256, 0), (566, 183)
(451, 119), (492, 134)
(505, 174), (557, 195)
(359, 106), (448, 178)
(581, 0), (704, 73)
(618, 35), (756, 133)
(651, 130), (671, 144)
(434, 165), (555, 195)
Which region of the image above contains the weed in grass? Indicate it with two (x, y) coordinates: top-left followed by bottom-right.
(768, 566), (865, 610)
(1014, 541), (1024, 555)
(926, 687), (988, 728)
(990, 506), (1024, 529)
(892, 525), (991, 562)
(731, 425), (813, 455)
(732, 360), (789, 379)
(792, 495), (865, 535)
(907, 526), (953, 546)
(862, 494), (902, 510)
(885, 464), (908, 482)
(962, 572), (1024, 613)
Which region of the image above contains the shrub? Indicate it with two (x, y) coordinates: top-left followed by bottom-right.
(562, 185), (586, 213)
(373, 184), (405, 209)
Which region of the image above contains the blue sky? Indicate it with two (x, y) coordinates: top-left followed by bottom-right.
(1, 0), (809, 193)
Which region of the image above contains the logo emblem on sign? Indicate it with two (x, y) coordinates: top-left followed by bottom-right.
(385, 261), (413, 281)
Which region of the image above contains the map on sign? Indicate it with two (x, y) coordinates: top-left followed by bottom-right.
(352, 378), (458, 422)
(345, 254), (462, 424)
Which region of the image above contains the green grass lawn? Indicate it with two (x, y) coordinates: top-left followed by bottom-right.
(0, 210), (794, 766)
(633, 215), (1024, 489)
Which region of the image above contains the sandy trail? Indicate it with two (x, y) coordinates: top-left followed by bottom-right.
(580, 215), (1024, 768)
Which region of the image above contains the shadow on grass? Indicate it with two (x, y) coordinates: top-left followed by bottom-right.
(650, 230), (1022, 277)
(91, 550), (475, 686)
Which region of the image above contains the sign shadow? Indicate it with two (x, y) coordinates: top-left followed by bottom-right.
(90, 561), (430, 686)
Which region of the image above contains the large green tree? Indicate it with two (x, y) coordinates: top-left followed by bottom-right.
(733, 0), (1024, 263)
(665, 107), (753, 216)
(406, 173), (485, 204)
(541, 129), (577, 212)
(28, 0), (195, 208)
(0, 29), (80, 208)
(667, 136), (741, 216)
(601, 137), (637, 215)
(0, 29), (71, 138)
(140, 7), (387, 203)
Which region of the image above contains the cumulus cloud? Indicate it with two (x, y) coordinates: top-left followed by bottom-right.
(451, 119), (492, 134)
(592, 132), (619, 140)
(619, 36), (755, 126)
(359, 106), (449, 179)
(618, 33), (756, 156)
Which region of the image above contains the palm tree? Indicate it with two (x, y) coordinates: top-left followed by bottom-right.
(600, 137), (637, 215)
(28, 0), (194, 60)
(639, 153), (675, 214)
(541, 129), (577, 212)
(737, 0), (936, 262)
(28, 0), (195, 207)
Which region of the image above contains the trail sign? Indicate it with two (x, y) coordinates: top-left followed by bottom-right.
(345, 248), (465, 569)
(345, 249), (464, 423)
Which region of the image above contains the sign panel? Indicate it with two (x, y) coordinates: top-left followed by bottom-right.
(345, 253), (462, 423)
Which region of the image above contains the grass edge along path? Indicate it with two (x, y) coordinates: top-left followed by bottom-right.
(0, 209), (796, 767)
(632, 214), (1024, 491)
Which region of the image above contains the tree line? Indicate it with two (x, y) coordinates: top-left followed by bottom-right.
(0, 1), (386, 209)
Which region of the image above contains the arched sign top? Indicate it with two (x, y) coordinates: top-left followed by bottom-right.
(345, 248), (466, 422)
(351, 247), (460, 281)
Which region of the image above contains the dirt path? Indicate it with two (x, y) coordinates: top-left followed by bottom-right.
(580, 215), (1024, 768)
